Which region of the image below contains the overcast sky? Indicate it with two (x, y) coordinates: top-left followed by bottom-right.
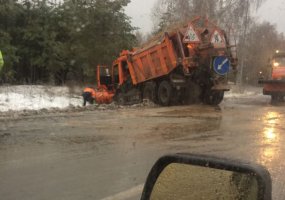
(125, 0), (285, 34)
(125, 0), (156, 33)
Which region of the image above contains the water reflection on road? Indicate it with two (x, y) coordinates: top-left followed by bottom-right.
(260, 112), (281, 166)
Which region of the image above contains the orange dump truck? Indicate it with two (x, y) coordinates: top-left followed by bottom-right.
(94, 17), (237, 106)
(259, 51), (285, 102)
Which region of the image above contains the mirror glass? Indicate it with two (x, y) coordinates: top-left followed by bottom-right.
(150, 163), (259, 200)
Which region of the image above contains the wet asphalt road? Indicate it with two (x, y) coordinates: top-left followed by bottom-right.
(0, 94), (285, 200)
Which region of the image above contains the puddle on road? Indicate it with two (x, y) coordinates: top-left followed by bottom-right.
(50, 135), (115, 146)
(144, 105), (222, 120)
(137, 112), (223, 143)
(0, 128), (115, 150)
(258, 111), (283, 166)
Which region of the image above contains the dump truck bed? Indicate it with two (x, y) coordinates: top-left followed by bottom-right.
(129, 34), (178, 85)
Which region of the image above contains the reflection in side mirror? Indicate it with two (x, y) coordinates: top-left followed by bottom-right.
(151, 163), (258, 200)
(141, 154), (271, 200)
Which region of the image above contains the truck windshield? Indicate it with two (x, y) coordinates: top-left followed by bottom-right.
(99, 67), (112, 86)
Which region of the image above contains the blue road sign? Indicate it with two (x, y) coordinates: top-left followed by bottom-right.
(213, 56), (230, 75)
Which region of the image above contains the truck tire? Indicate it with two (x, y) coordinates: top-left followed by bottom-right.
(158, 80), (173, 106)
(143, 82), (157, 103)
(203, 91), (224, 105)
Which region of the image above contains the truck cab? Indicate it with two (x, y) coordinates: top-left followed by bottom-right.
(95, 51), (139, 105)
(111, 53), (132, 88)
(104, 52), (141, 104)
(93, 65), (115, 104)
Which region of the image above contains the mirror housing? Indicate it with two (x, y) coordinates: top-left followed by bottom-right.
(141, 153), (271, 200)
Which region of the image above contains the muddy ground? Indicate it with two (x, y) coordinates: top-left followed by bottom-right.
(0, 94), (285, 200)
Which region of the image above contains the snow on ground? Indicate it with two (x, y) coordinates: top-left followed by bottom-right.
(0, 85), (265, 113)
(0, 85), (82, 112)
(225, 85), (264, 98)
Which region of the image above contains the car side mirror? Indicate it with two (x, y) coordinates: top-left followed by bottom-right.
(141, 154), (272, 200)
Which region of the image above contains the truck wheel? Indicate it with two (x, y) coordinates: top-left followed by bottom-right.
(143, 82), (157, 103)
(204, 91), (224, 105)
(158, 81), (173, 106)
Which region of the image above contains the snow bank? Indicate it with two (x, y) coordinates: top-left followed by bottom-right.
(0, 85), (265, 113)
(0, 85), (82, 112)
(225, 85), (264, 98)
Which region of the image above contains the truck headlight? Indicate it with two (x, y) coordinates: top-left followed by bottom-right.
(273, 62), (280, 67)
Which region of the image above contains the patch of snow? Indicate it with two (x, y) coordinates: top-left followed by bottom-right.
(0, 85), (267, 112)
(0, 85), (82, 112)
(225, 86), (264, 98)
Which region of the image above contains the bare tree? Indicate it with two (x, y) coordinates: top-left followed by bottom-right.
(151, 0), (192, 33)
(151, 0), (266, 36)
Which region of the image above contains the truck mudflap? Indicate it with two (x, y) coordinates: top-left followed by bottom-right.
(203, 90), (224, 105)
